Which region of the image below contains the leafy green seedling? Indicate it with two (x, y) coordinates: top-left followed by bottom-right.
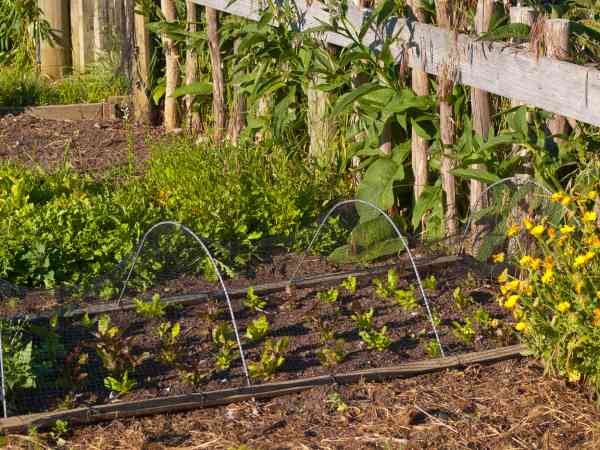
(423, 275), (438, 290)
(452, 318), (476, 344)
(179, 368), (211, 388)
(453, 287), (474, 310)
(473, 307), (491, 329)
(212, 323), (237, 370)
(316, 339), (347, 367)
(373, 268), (399, 299)
(245, 315), (269, 342)
(49, 419), (69, 446)
(425, 339), (442, 358)
(340, 275), (357, 294)
(248, 337), (289, 381)
(351, 307), (374, 331)
(244, 287), (267, 312)
(327, 392), (349, 413)
(156, 321), (182, 365)
(394, 286), (418, 312)
(359, 326), (391, 351)
(104, 370), (136, 395)
(316, 288), (339, 304)
(133, 293), (167, 319)
(81, 312), (95, 328)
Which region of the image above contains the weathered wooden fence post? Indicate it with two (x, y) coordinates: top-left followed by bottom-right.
(93, 0), (109, 60)
(226, 38), (246, 142)
(133, 4), (152, 123)
(469, 0), (496, 215)
(207, 7), (226, 142)
(544, 18), (571, 146)
(408, 0), (429, 202)
(161, 0), (180, 131)
(70, 0), (94, 72)
(39, 0), (71, 79)
(435, 0), (457, 237)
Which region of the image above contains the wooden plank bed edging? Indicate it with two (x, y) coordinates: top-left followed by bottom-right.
(0, 344), (526, 433)
(20, 254), (470, 322)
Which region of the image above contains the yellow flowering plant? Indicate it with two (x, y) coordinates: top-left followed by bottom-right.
(499, 187), (600, 390)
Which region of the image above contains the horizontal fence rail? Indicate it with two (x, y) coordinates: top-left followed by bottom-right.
(193, 0), (600, 127)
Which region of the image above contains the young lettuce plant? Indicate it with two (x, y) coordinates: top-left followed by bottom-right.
(350, 304), (374, 331)
(452, 287), (474, 310)
(373, 268), (399, 299)
(394, 286), (418, 312)
(316, 339), (347, 367)
(243, 287), (267, 312)
(245, 315), (269, 342)
(104, 370), (136, 395)
(423, 275), (438, 290)
(340, 275), (357, 295)
(212, 323), (237, 370)
(359, 326), (392, 352)
(452, 318), (476, 344)
(316, 288), (339, 304)
(248, 337), (289, 381)
(134, 293), (167, 320)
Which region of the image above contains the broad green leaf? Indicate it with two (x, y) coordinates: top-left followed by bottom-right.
(332, 83), (386, 116)
(170, 81), (212, 98)
(450, 167), (501, 184)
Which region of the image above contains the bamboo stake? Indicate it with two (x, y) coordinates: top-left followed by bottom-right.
(408, 0), (429, 201)
(544, 19), (571, 146)
(226, 38), (247, 142)
(469, 0), (495, 215)
(207, 7), (226, 143)
(161, 0), (180, 131)
(435, 0), (457, 238)
(185, 0), (202, 133)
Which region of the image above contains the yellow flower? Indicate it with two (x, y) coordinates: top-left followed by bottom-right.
(557, 301), (571, 313)
(584, 211), (597, 222)
(530, 225), (545, 237)
(504, 295), (520, 309)
(568, 370), (581, 383)
(575, 281), (584, 295)
(490, 319), (499, 328)
(515, 322), (527, 332)
(561, 196), (572, 206)
(541, 270), (554, 284)
(589, 191), (598, 200)
(586, 251), (596, 261)
(497, 268), (508, 283)
(492, 252), (505, 263)
(507, 224), (520, 237)
(547, 227), (557, 238)
(530, 258), (542, 270)
(519, 280), (532, 295)
(574, 255), (588, 268)
(508, 280), (520, 290)
(596, 291), (600, 300)
(544, 256), (554, 271)
(560, 224), (576, 235)
(551, 192), (564, 203)
(519, 255), (533, 267)
(593, 308), (600, 326)
(523, 218), (533, 230)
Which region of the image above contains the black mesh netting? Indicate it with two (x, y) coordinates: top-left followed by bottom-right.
(0, 188), (559, 418)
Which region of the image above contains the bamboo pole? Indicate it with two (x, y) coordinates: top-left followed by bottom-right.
(207, 7), (226, 142)
(133, 5), (152, 123)
(307, 62), (337, 165)
(408, 0), (429, 201)
(161, 0), (180, 131)
(544, 19), (571, 146)
(39, 0), (71, 79)
(185, 0), (202, 133)
(435, 0), (457, 238)
(469, 0), (495, 215)
(226, 38), (247, 142)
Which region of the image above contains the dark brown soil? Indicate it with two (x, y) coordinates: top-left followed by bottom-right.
(6, 358), (600, 449)
(11, 255), (517, 418)
(0, 113), (162, 174)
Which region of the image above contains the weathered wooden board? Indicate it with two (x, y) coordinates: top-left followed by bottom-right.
(192, 0), (600, 127)
(0, 344), (526, 433)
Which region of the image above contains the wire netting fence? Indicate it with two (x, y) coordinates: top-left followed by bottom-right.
(0, 181), (564, 420)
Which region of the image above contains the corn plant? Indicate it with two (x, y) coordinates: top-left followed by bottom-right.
(248, 337), (289, 381)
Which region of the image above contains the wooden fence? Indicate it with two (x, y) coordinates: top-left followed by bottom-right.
(192, 0), (600, 127)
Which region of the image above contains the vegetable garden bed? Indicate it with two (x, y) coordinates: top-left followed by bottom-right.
(0, 250), (520, 432)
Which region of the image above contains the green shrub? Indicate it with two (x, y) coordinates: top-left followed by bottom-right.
(0, 319), (36, 399)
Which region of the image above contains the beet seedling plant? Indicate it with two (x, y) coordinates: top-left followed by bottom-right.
(156, 321), (182, 366)
(104, 370), (136, 395)
(248, 337), (289, 381)
(423, 275), (438, 290)
(350, 303), (374, 331)
(212, 323), (237, 370)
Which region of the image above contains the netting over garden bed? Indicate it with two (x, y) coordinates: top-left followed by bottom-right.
(0, 179), (564, 428)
